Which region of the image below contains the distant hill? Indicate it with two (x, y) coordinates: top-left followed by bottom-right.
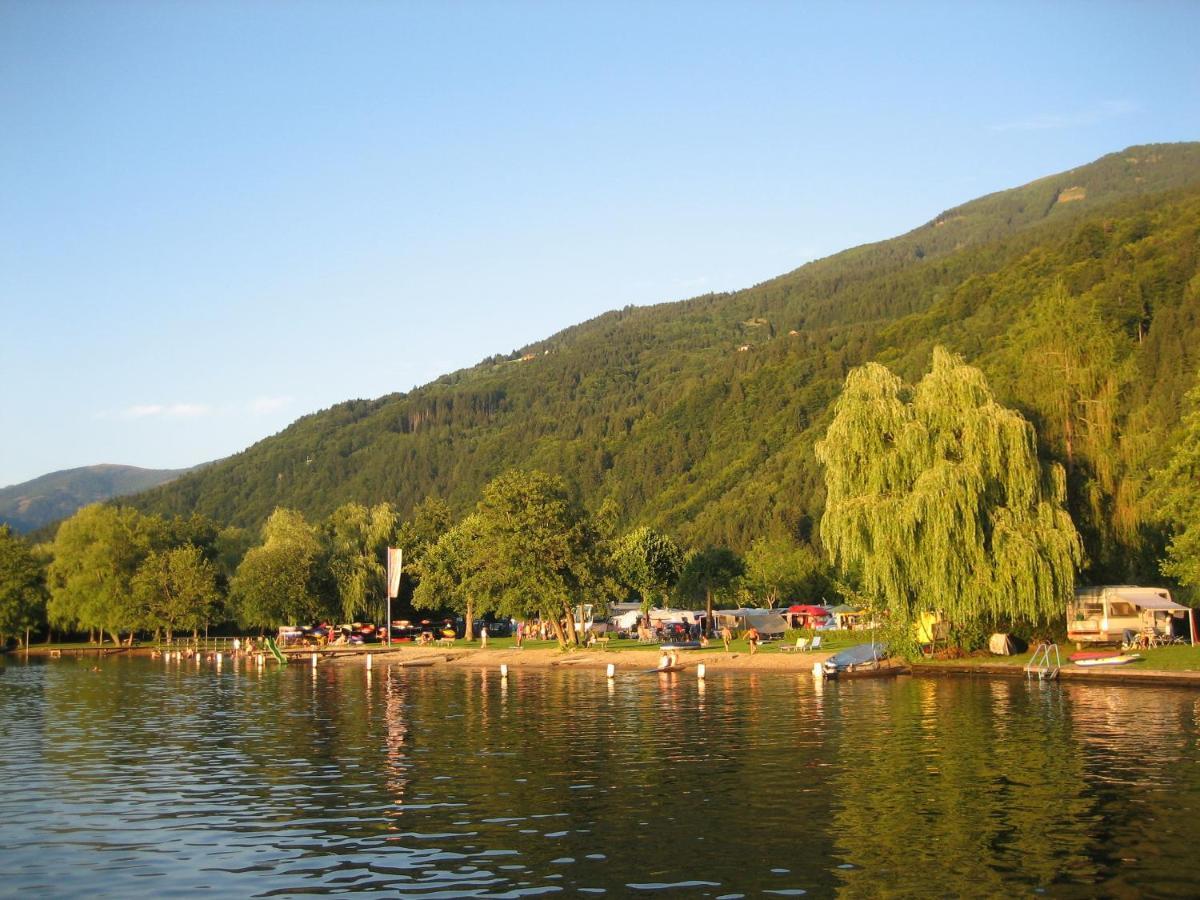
(132, 142), (1200, 583)
(0, 464), (193, 533)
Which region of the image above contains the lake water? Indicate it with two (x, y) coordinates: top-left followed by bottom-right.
(3, 656), (1200, 898)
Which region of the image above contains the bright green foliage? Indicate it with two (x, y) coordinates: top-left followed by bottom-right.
(741, 536), (830, 608)
(1151, 377), (1200, 598)
(411, 513), (487, 636)
(231, 508), (330, 629)
(395, 496), (454, 599)
(675, 547), (744, 631)
(131, 545), (222, 640)
(816, 349), (1082, 647)
(47, 504), (167, 643)
(612, 525), (682, 613)
(469, 470), (608, 646)
(0, 525), (46, 645)
(326, 502), (397, 622)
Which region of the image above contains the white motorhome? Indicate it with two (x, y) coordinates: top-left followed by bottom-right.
(1067, 586), (1195, 646)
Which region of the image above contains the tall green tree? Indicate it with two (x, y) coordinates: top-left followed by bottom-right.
(131, 544), (222, 641)
(815, 348), (1082, 651)
(412, 514), (488, 640)
(611, 525), (682, 616)
(326, 502), (397, 623)
(47, 504), (166, 644)
(0, 525), (46, 648)
(741, 536), (829, 608)
(395, 495), (454, 598)
(675, 547), (744, 633)
(1150, 375), (1200, 599)
(470, 470), (607, 647)
(231, 508), (329, 630)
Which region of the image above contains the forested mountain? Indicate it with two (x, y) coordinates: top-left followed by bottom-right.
(1, 464), (192, 533)
(132, 142), (1200, 583)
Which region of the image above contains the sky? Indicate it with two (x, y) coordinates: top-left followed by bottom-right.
(2, 1), (1198, 487)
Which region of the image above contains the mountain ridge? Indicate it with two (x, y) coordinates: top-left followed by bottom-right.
(0, 464), (197, 533)
(127, 142), (1200, 582)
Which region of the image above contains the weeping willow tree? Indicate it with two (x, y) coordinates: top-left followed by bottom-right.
(1150, 375), (1200, 600)
(815, 347), (1082, 650)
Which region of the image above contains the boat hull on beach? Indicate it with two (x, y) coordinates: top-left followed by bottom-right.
(823, 642), (890, 678)
(1070, 652), (1142, 667)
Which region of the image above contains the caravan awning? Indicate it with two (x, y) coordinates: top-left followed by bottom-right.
(1111, 588), (1189, 612)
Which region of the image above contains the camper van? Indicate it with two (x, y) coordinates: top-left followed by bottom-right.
(1068, 586), (1194, 646)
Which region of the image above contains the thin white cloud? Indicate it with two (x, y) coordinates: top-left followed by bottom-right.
(250, 395), (294, 415)
(167, 403), (210, 418)
(988, 99), (1138, 133)
(117, 403), (211, 420)
(122, 404), (165, 419)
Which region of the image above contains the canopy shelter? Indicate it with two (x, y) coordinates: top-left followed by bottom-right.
(827, 604), (866, 629)
(714, 609), (789, 637)
(786, 604), (833, 630)
(1107, 588), (1196, 645)
(610, 607), (707, 631)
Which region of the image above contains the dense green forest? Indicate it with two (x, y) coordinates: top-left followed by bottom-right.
(128, 143), (1200, 589)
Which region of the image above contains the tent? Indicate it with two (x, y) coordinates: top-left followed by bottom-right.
(787, 604), (832, 629)
(714, 609), (789, 637)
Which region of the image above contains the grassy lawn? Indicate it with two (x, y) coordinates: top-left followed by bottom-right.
(916, 642), (1200, 672)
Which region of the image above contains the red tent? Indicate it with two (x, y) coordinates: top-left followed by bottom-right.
(788, 604), (830, 617)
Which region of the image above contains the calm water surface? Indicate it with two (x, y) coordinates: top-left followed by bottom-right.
(3, 656), (1200, 898)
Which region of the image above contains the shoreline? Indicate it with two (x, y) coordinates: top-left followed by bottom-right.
(16, 644), (1200, 686)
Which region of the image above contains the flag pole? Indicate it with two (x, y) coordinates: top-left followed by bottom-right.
(386, 548), (403, 646)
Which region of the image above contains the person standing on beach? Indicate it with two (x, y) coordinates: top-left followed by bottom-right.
(746, 627), (760, 655)
(720, 625), (732, 651)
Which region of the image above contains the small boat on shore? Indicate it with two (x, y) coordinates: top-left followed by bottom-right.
(1069, 651), (1142, 667)
(823, 642), (889, 678)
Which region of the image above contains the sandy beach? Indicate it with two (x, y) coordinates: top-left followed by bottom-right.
(304, 643), (837, 674)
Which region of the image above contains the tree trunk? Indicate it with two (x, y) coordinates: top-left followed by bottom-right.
(705, 589), (714, 636)
(24, 626), (31, 651)
(550, 615), (569, 649)
(562, 601), (578, 646)
(466, 596), (475, 643)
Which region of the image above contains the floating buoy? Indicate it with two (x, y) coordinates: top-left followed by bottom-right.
(500, 664), (509, 677)
(311, 653), (318, 667)
(366, 654), (373, 669)
(606, 663), (615, 679)
(812, 662), (824, 679)
(697, 663), (706, 680)
(257, 653), (264, 667)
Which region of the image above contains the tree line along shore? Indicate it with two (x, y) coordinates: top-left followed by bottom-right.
(3, 348), (1199, 662)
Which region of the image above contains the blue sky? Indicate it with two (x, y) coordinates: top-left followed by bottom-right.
(2, 1), (1198, 487)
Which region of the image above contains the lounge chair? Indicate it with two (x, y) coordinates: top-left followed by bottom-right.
(780, 637), (809, 653)
(805, 635), (823, 652)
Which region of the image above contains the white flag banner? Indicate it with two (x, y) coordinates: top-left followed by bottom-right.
(387, 548), (403, 599)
